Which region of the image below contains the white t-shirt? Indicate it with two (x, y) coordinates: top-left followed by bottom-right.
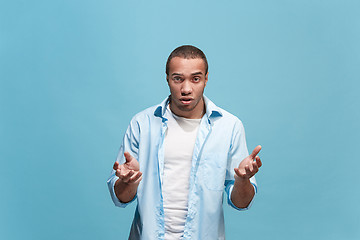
(163, 106), (201, 240)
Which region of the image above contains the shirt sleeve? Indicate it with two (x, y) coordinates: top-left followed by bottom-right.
(224, 119), (257, 211)
(107, 118), (140, 207)
(225, 178), (257, 211)
(106, 170), (137, 207)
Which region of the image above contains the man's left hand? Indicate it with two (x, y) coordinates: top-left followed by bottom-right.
(234, 145), (262, 180)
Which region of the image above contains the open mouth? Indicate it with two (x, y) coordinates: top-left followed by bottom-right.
(180, 98), (193, 105)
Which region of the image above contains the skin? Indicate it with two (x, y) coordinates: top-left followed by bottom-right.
(114, 57), (262, 208)
(113, 152), (142, 203)
(231, 145), (262, 208)
(166, 57), (208, 119)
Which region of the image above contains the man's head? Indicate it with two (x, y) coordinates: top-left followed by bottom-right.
(166, 45), (208, 119)
(166, 45), (208, 76)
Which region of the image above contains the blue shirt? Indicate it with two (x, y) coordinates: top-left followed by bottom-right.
(107, 96), (257, 240)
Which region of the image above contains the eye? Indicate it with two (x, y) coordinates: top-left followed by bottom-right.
(173, 76), (183, 82)
(193, 76), (201, 82)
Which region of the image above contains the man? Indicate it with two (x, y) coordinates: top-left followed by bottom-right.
(107, 45), (262, 240)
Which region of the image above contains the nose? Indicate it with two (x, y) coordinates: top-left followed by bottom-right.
(181, 80), (192, 96)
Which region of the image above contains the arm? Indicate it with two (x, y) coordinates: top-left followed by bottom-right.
(107, 117), (141, 206)
(113, 152), (142, 203)
(231, 145), (262, 208)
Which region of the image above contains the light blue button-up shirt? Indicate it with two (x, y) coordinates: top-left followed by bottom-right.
(107, 96), (257, 240)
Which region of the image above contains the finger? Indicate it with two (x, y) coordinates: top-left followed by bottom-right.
(234, 167), (242, 177)
(234, 167), (246, 178)
(124, 152), (134, 163)
(129, 171), (142, 183)
(113, 161), (120, 170)
(115, 169), (121, 178)
(248, 162), (254, 172)
(255, 156), (262, 168)
(252, 161), (259, 173)
(121, 170), (134, 183)
(245, 165), (252, 176)
(250, 145), (262, 159)
(136, 175), (143, 184)
(117, 165), (129, 178)
(132, 174), (143, 184)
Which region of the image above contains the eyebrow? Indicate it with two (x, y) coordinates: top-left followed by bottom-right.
(191, 72), (203, 76)
(171, 73), (183, 76)
(171, 72), (203, 76)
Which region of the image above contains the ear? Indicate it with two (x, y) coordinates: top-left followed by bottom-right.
(204, 72), (209, 86)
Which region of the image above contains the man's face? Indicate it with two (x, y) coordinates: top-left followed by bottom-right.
(167, 57), (208, 119)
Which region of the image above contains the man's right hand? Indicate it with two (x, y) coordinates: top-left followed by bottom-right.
(113, 152), (142, 185)
(113, 152), (142, 203)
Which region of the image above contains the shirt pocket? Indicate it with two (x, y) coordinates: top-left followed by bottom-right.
(202, 154), (227, 191)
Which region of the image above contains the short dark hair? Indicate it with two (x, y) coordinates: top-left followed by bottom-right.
(166, 45), (208, 75)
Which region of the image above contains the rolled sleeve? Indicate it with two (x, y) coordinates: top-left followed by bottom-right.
(225, 178), (257, 211)
(107, 170), (137, 207)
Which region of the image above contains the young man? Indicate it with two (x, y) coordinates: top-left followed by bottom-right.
(107, 45), (262, 240)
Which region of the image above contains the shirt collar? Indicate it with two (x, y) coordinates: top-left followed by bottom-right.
(154, 95), (223, 121)
(203, 95), (223, 120)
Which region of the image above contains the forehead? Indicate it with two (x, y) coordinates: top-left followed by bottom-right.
(168, 57), (206, 74)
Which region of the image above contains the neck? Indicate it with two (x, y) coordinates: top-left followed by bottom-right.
(169, 97), (205, 119)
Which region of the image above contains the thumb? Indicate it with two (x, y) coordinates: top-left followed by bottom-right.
(124, 152), (134, 163)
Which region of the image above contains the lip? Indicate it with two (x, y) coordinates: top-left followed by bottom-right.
(180, 98), (193, 105)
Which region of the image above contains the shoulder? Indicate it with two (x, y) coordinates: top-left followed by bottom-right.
(205, 96), (244, 126)
(124, 104), (160, 136)
(220, 107), (242, 122)
(212, 103), (244, 129)
(129, 101), (163, 125)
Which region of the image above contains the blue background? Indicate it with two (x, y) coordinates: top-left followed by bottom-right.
(1, 1), (359, 239)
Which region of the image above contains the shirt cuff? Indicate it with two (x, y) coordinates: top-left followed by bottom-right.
(226, 182), (257, 211)
(107, 171), (137, 208)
